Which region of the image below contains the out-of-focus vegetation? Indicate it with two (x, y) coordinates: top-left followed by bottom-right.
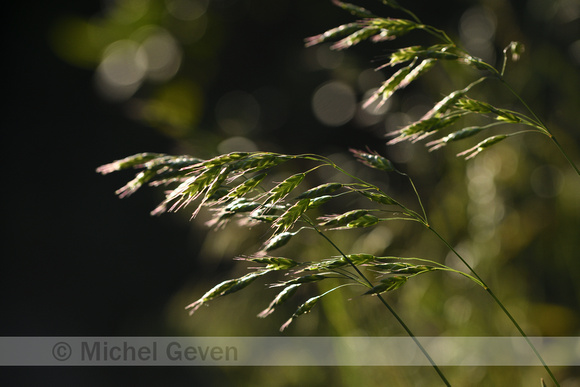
(52, 0), (579, 385)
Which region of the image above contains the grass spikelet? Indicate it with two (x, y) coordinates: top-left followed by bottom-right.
(332, 0), (376, 18)
(151, 165), (221, 215)
(223, 198), (261, 213)
(344, 253), (375, 265)
(200, 152), (250, 169)
(457, 135), (508, 160)
(357, 190), (398, 206)
(273, 198), (312, 234)
(331, 26), (382, 50)
(318, 209), (370, 227)
(263, 231), (300, 252)
(388, 111), (465, 145)
(229, 153), (291, 173)
(347, 214), (379, 228)
(371, 263), (435, 275)
(301, 258), (347, 271)
(304, 23), (361, 47)
(192, 165), (232, 217)
(426, 126), (485, 151)
(296, 183), (343, 199)
(364, 275), (408, 295)
(241, 256), (300, 270)
(364, 61), (415, 109)
(280, 284), (348, 331)
(350, 149), (396, 171)
(280, 295), (322, 331)
(307, 195), (334, 209)
(115, 169), (158, 198)
(271, 274), (328, 287)
(219, 172), (268, 203)
(185, 270), (271, 315)
(397, 58), (437, 89)
(262, 173), (306, 206)
(258, 284), (301, 318)
(456, 98), (523, 123)
(388, 44), (458, 66)
(96, 152), (165, 174)
(367, 17), (419, 42)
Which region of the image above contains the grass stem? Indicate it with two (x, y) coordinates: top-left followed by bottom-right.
(426, 226), (560, 387)
(305, 217), (451, 386)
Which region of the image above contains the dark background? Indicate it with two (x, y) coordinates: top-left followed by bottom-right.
(3, 0), (579, 385)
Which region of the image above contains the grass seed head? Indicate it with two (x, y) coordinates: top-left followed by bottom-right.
(257, 284), (301, 318)
(296, 183), (343, 199)
(350, 149), (396, 172)
(364, 275), (408, 295)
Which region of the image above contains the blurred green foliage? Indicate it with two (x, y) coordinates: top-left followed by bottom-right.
(54, 0), (579, 385)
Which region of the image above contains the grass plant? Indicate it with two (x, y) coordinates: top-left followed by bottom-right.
(98, 1), (579, 385)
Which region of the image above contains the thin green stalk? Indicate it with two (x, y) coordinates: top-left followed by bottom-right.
(426, 226), (560, 387)
(397, 171), (428, 224)
(550, 136), (580, 176)
(305, 216), (451, 387)
(497, 78), (580, 176)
